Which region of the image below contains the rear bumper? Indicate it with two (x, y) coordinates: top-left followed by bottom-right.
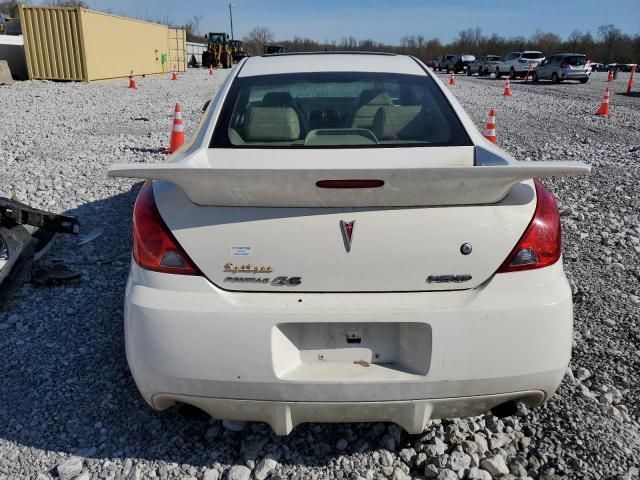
(124, 261), (573, 433)
(561, 71), (589, 80)
(155, 391), (545, 435)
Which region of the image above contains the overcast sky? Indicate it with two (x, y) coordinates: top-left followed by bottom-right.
(87, 0), (640, 44)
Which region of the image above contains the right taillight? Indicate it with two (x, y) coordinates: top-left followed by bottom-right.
(132, 182), (201, 276)
(497, 180), (561, 273)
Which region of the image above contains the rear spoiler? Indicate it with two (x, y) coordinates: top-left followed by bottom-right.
(108, 161), (590, 207)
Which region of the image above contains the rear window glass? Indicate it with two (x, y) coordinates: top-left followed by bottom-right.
(565, 56), (587, 66)
(487, 55), (501, 61)
(522, 52), (544, 59)
(211, 72), (472, 149)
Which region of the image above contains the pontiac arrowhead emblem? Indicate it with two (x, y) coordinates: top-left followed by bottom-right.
(339, 220), (355, 253)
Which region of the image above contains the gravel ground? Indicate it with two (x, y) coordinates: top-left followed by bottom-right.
(0, 69), (639, 480)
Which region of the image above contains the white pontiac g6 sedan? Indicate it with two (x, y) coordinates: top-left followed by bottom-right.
(109, 52), (590, 435)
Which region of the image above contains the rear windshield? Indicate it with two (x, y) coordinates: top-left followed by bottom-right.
(487, 55), (501, 61)
(565, 56), (587, 66)
(522, 52), (544, 59)
(211, 72), (472, 148)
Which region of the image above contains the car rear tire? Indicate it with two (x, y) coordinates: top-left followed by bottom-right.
(495, 68), (501, 79)
(580, 78), (589, 84)
(467, 68), (472, 76)
(509, 67), (516, 80)
(551, 73), (560, 84)
(532, 72), (539, 83)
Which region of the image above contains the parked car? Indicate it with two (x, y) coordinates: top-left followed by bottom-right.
(434, 54), (454, 71)
(109, 52), (590, 435)
(467, 55), (502, 76)
(589, 62), (605, 72)
(496, 51), (545, 78)
(448, 54), (475, 73)
(532, 54), (590, 84)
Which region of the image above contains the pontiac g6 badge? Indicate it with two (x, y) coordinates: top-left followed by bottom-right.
(340, 220), (355, 253)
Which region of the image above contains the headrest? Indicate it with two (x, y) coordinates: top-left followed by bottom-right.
(372, 106), (422, 140)
(358, 89), (392, 106)
(243, 107), (301, 142)
(262, 92), (294, 107)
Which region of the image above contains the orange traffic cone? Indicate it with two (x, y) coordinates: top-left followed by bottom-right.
(626, 64), (636, 96)
(165, 103), (185, 153)
(503, 78), (512, 96)
(483, 107), (497, 144)
(209, 65), (214, 76)
(596, 88), (610, 116)
(449, 72), (456, 86)
(171, 67), (178, 81)
(607, 69), (614, 82)
(128, 70), (137, 89)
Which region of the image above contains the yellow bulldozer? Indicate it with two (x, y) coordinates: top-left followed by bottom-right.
(202, 32), (233, 69)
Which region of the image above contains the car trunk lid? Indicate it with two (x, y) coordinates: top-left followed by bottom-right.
(152, 178), (537, 292)
(110, 149), (590, 293)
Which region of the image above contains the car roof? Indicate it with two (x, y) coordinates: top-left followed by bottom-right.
(238, 52), (426, 77)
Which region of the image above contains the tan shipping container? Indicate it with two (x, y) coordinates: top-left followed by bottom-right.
(20, 5), (186, 82)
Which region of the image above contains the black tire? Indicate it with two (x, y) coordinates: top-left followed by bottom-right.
(551, 72), (560, 84)
(495, 68), (501, 79)
(509, 67), (516, 79)
(483, 68), (489, 76)
(201, 51), (211, 69)
(467, 68), (472, 76)
(580, 78), (589, 84)
(532, 72), (539, 83)
(446, 65), (450, 73)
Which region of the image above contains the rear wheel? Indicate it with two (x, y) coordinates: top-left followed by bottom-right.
(495, 68), (501, 79)
(580, 78), (589, 84)
(467, 67), (472, 76)
(551, 72), (560, 84)
(532, 72), (539, 83)
(483, 68), (489, 76)
(446, 65), (450, 73)
(509, 67), (516, 79)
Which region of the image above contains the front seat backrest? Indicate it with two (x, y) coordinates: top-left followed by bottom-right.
(351, 89), (392, 129)
(243, 107), (301, 143)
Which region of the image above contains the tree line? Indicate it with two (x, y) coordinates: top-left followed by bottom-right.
(243, 25), (640, 64)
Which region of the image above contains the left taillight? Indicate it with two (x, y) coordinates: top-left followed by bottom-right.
(132, 182), (201, 275)
(497, 180), (561, 273)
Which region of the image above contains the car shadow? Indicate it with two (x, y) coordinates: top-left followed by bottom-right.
(0, 183), (414, 469)
(614, 91), (640, 98)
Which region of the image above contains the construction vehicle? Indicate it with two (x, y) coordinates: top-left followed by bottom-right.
(264, 45), (286, 55)
(229, 39), (248, 63)
(202, 32), (233, 69)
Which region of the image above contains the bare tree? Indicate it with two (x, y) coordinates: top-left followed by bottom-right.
(191, 14), (203, 37)
(0, 1), (21, 17)
(598, 24), (622, 62)
(243, 26), (275, 55)
(185, 14), (205, 42)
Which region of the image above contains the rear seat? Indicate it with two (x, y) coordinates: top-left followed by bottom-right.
(372, 105), (449, 143)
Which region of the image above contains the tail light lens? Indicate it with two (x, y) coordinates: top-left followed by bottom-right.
(497, 180), (561, 273)
(132, 182), (200, 275)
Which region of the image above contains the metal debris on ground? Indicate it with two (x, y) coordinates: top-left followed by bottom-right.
(0, 196), (79, 300)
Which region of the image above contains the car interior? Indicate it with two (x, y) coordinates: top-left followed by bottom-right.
(224, 76), (455, 147)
